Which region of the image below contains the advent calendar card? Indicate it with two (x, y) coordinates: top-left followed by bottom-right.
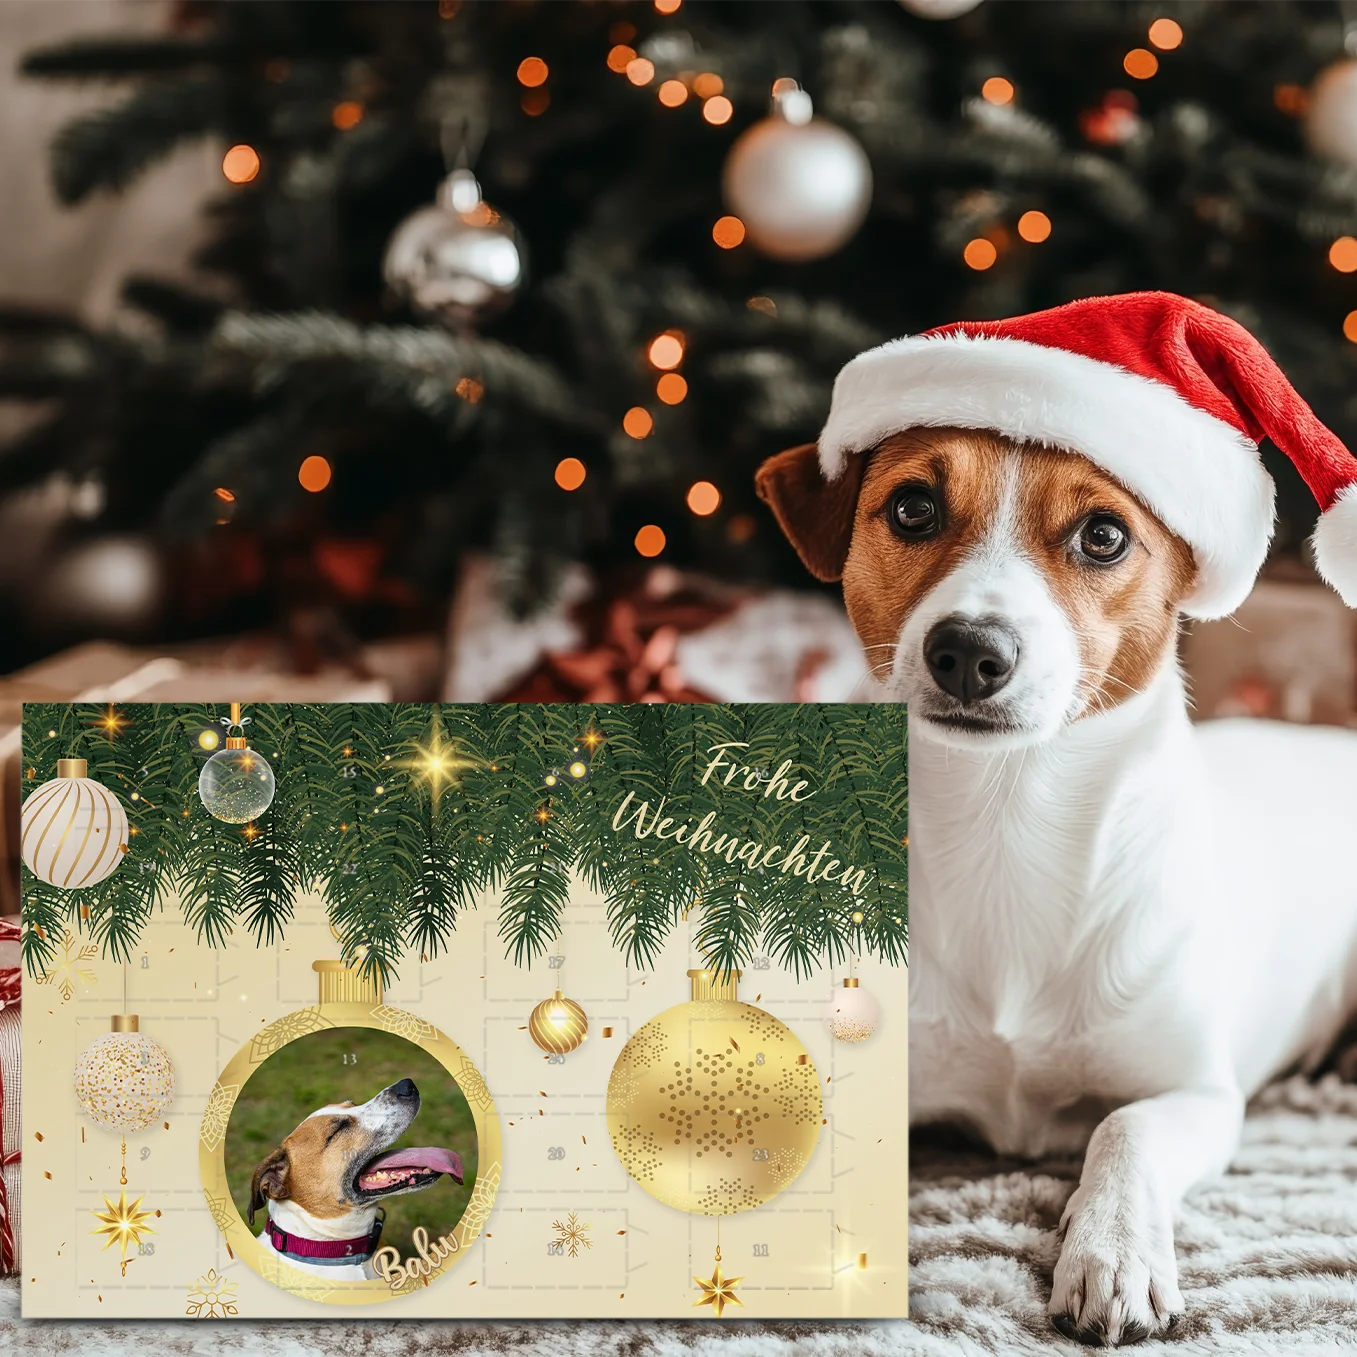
(20, 702), (908, 1319)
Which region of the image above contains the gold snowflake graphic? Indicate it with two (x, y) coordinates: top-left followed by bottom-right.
(247, 1006), (333, 1063)
(550, 1211), (593, 1257)
(370, 1004), (438, 1043)
(458, 1160), (500, 1242)
(185, 1267), (238, 1318)
(36, 929), (98, 1002)
(199, 1083), (239, 1153)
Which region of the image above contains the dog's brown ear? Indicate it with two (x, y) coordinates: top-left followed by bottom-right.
(249, 1147), (290, 1225)
(755, 442), (865, 582)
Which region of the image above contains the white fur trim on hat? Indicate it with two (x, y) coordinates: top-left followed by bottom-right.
(1312, 482), (1357, 608)
(817, 332), (1276, 619)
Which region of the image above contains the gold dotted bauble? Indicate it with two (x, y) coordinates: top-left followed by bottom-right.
(74, 1016), (175, 1133)
(826, 978), (879, 1044)
(606, 969), (821, 1215)
(21, 759), (128, 889)
(198, 740), (276, 823)
(528, 990), (588, 1054)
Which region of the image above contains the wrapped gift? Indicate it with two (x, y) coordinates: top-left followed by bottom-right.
(0, 917), (18, 1274)
(443, 557), (870, 704)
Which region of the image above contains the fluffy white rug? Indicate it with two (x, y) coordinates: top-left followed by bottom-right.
(3, 1075), (1355, 1354)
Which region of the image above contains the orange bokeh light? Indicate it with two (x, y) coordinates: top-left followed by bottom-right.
(634, 525), (667, 557)
(623, 407), (654, 438)
(658, 79), (688, 107)
(626, 57), (655, 86)
(1148, 18), (1183, 50)
(712, 215), (745, 248)
(963, 238), (998, 270)
(692, 73), (724, 99)
(298, 455), (332, 493)
(1017, 210), (1052, 243)
(981, 77), (1014, 105)
(655, 0), (682, 12)
(1124, 48), (1159, 80)
(1331, 237), (1357, 273)
(1343, 311), (1357, 343)
(771, 76), (799, 97)
(607, 44), (637, 73)
(687, 481), (720, 516)
(703, 95), (733, 125)
(332, 101), (363, 130)
(656, 373), (688, 404)
(554, 457), (587, 491)
(517, 57), (549, 88)
(521, 90), (549, 116)
(222, 144), (261, 184)
(648, 332), (684, 369)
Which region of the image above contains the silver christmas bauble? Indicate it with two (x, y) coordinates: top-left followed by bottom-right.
(1307, 59), (1357, 169)
(722, 110), (872, 262)
(383, 173), (524, 326)
(897, 0), (983, 16)
(198, 743), (276, 823)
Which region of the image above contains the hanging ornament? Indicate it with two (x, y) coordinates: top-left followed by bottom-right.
(200, 948), (502, 1303)
(722, 85), (872, 263)
(825, 976), (880, 1044)
(693, 1242), (743, 1317)
(897, 0), (984, 16)
(1307, 59), (1357, 169)
(528, 989), (589, 1054)
(607, 968), (822, 1215)
(21, 758), (129, 889)
(198, 703), (276, 824)
(74, 1013), (176, 1134)
(383, 168), (525, 327)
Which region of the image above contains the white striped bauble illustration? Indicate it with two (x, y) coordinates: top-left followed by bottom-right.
(21, 758), (129, 889)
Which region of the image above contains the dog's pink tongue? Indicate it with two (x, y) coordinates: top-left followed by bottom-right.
(360, 1147), (464, 1186)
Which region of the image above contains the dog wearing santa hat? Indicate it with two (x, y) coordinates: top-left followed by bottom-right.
(757, 291), (1357, 1345)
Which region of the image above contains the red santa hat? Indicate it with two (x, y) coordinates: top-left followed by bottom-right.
(817, 291), (1357, 619)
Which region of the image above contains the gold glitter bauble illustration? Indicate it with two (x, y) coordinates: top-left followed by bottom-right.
(21, 758), (128, 888)
(606, 969), (821, 1215)
(826, 978), (880, 1044)
(74, 1015), (175, 1132)
(528, 990), (588, 1054)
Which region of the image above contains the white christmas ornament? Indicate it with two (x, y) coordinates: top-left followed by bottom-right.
(897, 0), (984, 16)
(21, 758), (128, 889)
(826, 977), (879, 1044)
(722, 88), (873, 263)
(74, 1016), (175, 1133)
(1306, 59), (1357, 168)
(383, 168), (524, 326)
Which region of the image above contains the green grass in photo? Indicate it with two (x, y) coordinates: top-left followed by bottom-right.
(223, 1027), (478, 1260)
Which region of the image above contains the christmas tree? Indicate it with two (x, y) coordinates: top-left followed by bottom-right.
(6, 0), (1355, 665)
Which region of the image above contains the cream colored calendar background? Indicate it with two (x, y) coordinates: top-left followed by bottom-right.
(22, 879), (908, 1318)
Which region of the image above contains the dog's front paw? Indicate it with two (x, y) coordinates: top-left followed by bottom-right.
(1048, 1181), (1183, 1346)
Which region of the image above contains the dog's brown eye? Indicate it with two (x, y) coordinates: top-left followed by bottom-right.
(1077, 514), (1130, 564)
(888, 486), (940, 540)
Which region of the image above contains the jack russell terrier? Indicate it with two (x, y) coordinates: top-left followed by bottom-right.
(757, 292), (1357, 1345)
(249, 1077), (464, 1281)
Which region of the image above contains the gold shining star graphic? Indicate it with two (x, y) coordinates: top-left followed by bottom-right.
(693, 1259), (743, 1318)
(578, 724), (606, 753)
(90, 703), (128, 742)
(400, 721), (479, 806)
(91, 1186), (156, 1275)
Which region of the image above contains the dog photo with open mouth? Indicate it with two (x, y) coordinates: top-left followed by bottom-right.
(224, 1025), (480, 1289)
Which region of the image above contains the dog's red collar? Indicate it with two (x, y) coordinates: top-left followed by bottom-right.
(265, 1213), (383, 1265)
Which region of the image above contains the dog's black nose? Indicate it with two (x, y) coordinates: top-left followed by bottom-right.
(924, 617), (1019, 703)
(392, 1078), (418, 1100)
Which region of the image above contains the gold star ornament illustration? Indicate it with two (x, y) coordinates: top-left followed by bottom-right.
(693, 1249), (743, 1318)
(90, 1185), (157, 1275)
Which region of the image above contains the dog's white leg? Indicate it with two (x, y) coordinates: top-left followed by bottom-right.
(1049, 1084), (1243, 1346)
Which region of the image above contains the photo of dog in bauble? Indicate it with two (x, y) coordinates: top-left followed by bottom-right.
(224, 1028), (477, 1283)
(757, 291), (1357, 1346)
